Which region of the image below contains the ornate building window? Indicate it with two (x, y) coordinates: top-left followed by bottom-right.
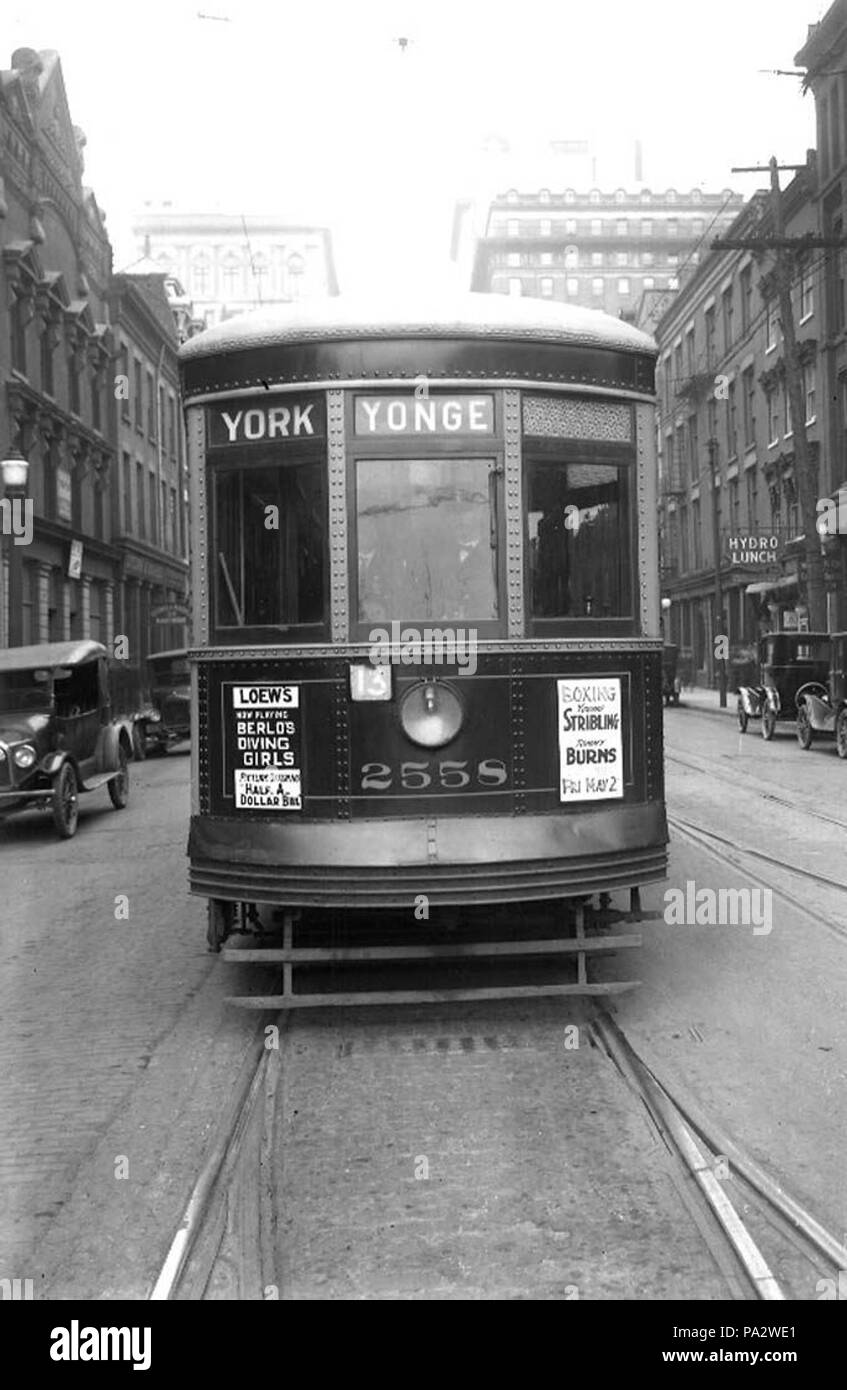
(221, 253), (242, 297)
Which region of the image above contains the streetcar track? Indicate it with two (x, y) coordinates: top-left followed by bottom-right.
(668, 815), (847, 945)
(669, 813), (847, 896)
(666, 747), (847, 833)
(592, 1011), (847, 1301)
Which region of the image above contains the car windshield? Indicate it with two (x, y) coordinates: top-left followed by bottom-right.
(0, 671), (53, 712)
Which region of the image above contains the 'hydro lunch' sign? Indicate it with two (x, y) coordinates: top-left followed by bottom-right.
(208, 395), (326, 447)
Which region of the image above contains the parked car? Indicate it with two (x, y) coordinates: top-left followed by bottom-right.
(662, 643), (682, 706)
(796, 631), (847, 758)
(133, 649), (191, 757)
(0, 640), (132, 838)
(736, 632), (831, 740)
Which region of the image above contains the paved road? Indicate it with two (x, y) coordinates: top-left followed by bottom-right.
(1, 707), (844, 1299)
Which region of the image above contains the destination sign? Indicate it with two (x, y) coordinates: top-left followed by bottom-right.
(354, 394), (495, 436)
(208, 395), (326, 448)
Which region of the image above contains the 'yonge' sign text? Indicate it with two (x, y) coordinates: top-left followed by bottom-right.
(209, 395), (326, 447)
(355, 394), (495, 435)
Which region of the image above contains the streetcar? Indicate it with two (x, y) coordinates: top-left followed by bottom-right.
(178, 293), (667, 1005)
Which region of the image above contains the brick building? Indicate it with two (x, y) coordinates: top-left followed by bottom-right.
(640, 166), (827, 685)
(1, 47), (117, 649)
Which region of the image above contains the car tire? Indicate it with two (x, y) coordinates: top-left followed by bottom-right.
(836, 709), (847, 761)
(797, 706), (813, 750)
(737, 703), (748, 733)
(52, 762), (79, 838)
(762, 708), (777, 741)
(131, 722), (146, 761)
(108, 746), (130, 809)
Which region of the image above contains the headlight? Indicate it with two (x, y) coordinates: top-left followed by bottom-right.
(399, 681), (463, 748)
(0, 748), (6, 762)
(13, 744), (37, 769)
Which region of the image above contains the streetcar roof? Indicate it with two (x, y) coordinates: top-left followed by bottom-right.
(179, 291), (657, 362)
(0, 639), (106, 673)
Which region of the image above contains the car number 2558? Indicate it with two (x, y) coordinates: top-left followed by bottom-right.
(360, 758), (508, 790)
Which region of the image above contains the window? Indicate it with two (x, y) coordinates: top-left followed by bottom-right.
(39, 323), (53, 394)
(540, 277), (554, 298)
(768, 389), (779, 445)
(688, 413), (699, 479)
(214, 456), (327, 639)
(642, 251), (654, 267)
(122, 452), (132, 532)
(147, 371), (156, 437)
(566, 278), (579, 296)
(679, 504), (689, 571)
(820, 95), (830, 179)
(693, 218), (704, 237)
(616, 219), (627, 237)
(784, 383), (793, 436)
(592, 278), (604, 297)
(525, 455), (631, 622)
(540, 252), (553, 266)
(589, 190), (600, 204)
(69, 351), (80, 415)
(827, 214), (845, 332)
(565, 245), (579, 268)
(704, 306), (716, 366)
(746, 465), (758, 527)
(134, 360), (143, 429)
(740, 265), (753, 332)
(222, 254), (242, 297)
(168, 486), (176, 552)
(506, 219), (519, 237)
(590, 219), (602, 236)
(765, 299), (777, 351)
(642, 219), (652, 237)
(539, 189), (550, 204)
(742, 366), (755, 447)
(643, 276), (655, 289)
(616, 252), (628, 267)
(93, 484), (104, 540)
(508, 278), (522, 296)
(726, 380), (737, 457)
(540, 219), (551, 236)
(804, 362), (816, 423)
(675, 423), (687, 486)
(799, 258), (814, 320)
(667, 219), (678, 239)
(10, 293), (27, 373)
(91, 371), (101, 432)
(685, 328), (695, 376)
(192, 257), (210, 296)
(160, 481), (167, 547)
(591, 252), (603, 267)
(721, 286), (734, 350)
(565, 189), (576, 203)
(692, 498), (702, 568)
(565, 219), (577, 234)
(729, 477), (740, 533)
(707, 397), (718, 457)
(506, 190), (518, 204)
(831, 80), (842, 169)
(618, 279), (630, 296)
(507, 252), (521, 267)
(149, 469), (157, 540)
(169, 397), (177, 456)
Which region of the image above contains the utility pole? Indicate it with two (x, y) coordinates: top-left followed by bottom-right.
(708, 437), (728, 706)
(717, 158), (835, 631)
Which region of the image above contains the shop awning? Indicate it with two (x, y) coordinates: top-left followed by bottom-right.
(745, 575), (799, 596)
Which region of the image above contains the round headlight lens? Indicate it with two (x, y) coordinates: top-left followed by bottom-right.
(13, 744), (36, 769)
(399, 681), (464, 749)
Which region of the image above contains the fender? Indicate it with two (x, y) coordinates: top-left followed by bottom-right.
(94, 721), (128, 777)
(762, 687), (781, 715)
(738, 686), (763, 717)
(40, 750), (71, 778)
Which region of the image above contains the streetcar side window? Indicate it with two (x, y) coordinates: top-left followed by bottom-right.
(354, 457), (501, 627)
(525, 457), (632, 623)
(212, 459), (326, 638)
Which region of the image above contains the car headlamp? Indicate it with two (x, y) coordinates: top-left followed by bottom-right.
(13, 744), (36, 769)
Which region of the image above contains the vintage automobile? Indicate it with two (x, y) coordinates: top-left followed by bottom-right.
(133, 649), (191, 757)
(662, 643), (682, 706)
(0, 639), (132, 838)
(737, 632), (831, 739)
(796, 631), (847, 758)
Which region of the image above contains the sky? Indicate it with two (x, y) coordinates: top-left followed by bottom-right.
(6, 0), (827, 293)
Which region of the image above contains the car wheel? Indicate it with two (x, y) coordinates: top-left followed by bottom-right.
(108, 746), (130, 809)
(737, 703), (748, 733)
(131, 722), (146, 761)
(797, 705), (813, 750)
(836, 709), (847, 761)
(762, 708), (776, 741)
(52, 762), (79, 838)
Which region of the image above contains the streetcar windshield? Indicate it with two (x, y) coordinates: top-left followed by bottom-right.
(213, 460), (325, 635)
(355, 458), (499, 625)
(526, 458), (631, 621)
